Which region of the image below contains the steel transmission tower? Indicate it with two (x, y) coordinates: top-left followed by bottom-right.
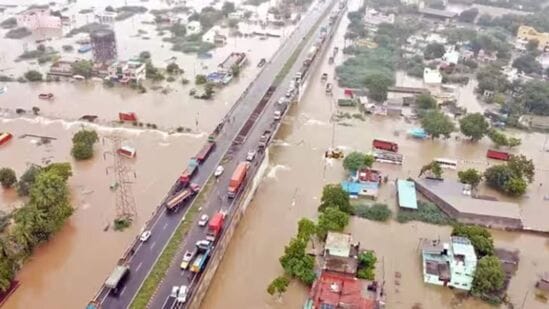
(103, 134), (137, 223)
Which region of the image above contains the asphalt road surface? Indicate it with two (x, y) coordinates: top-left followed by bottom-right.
(96, 1), (335, 308)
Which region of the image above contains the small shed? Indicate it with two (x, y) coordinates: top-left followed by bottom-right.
(397, 179), (418, 209)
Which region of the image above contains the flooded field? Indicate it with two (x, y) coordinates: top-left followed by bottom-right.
(202, 2), (549, 308)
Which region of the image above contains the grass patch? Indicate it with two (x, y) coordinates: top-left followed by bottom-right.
(129, 177), (215, 309)
(351, 202), (391, 222)
(396, 201), (454, 225)
(5, 27), (31, 39)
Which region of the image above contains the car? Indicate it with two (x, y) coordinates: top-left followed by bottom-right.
(246, 150), (256, 161)
(198, 214), (209, 226)
(171, 286), (180, 298)
(177, 285), (188, 303)
(214, 165), (224, 177)
(196, 240), (211, 249)
(285, 90), (293, 98)
(180, 250), (195, 270)
(274, 110), (282, 120)
(140, 230), (151, 242)
(277, 97), (288, 105)
(295, 72), (302, 80)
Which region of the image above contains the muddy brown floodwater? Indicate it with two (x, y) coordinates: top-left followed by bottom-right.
(202, 1), (549, 308)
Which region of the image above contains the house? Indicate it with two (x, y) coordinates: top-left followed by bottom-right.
(228, 11), (244, 20)
(423, 68), (442, 85)
(322, 232), (359, 275)
(364, 8), (395, 27)
(477, 49), (497, 63)
(418, 5), (457, 23)
(107, 60), (146, 83)
(341, 181), (379, 199)
(202, 26), (227, 45)
(421, 236), (477, 291)
(442, 49), (459, 65)
(186, 21), (202, 36)
(384, 98), (403, 116)
(16, 8), (62, 30)
(96, 11), (117, 24)
(516, 25), (549, 51)
(519, 115), (549, 130)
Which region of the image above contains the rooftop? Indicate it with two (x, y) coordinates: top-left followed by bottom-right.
(397, 179), (418, 209)
(308, 271), (377, 309)
(325, 232), (352, 258)
(418, 7), (457, 18)
(416, 178), (522, 220)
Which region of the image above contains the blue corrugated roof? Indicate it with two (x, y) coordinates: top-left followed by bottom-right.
(341, 181), (362, 195)
(397, 180), (418, 209)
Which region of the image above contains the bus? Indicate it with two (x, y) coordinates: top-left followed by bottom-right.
(434, 158), (458, 170)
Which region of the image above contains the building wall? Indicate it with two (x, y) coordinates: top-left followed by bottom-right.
(517, 25), (549, 51)
(16, 9), (61, 30)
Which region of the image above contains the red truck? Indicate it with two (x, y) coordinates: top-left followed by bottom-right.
(372, 139), (398, 152)
(206, 212), (225, 242)
(196, 141), (215, 163)
(486, 149), (511, 161)
(0, 133), (13, 146)
(228, 162), (249, 198)
(165, 183), (200, 212)
(180, 159), (199, 187)
(118, 112), (137, 122)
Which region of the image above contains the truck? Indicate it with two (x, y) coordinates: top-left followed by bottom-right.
(206, 212), (225, 242)
(372, 139), (398, 152)
(165, 183), (200, 212)
(228, 162), (250, 198)
(196, 141), (215, 163)
(190, 245), (212, 273)
(0, 133), (12, 146)
(105, 261), (130, 295)
(180, 248), (198, 270)
(259, 130), (273, 149)
(179, 158), (199, 187)
(486, 149), (511, 161)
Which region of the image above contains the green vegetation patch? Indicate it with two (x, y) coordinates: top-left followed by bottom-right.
(396, 201), (454, 225)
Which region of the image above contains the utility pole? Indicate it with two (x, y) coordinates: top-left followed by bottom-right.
(104, 134), (137, 225)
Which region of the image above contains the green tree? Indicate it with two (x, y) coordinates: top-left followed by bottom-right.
(24, 70), (43, 82)
(421, 110), (455, 139)
(352, 203), (391, 221)
(476, 14), (492, 26)
(203, 82), (215, 99)
(139, 51), (151, 61)
(416, 93), (437, 110)
(279, 237), (316, 285)
(526, 39), (539, 52)
(419, 161), (443, 178)
(472, 256), (505, 295)
(317, 207), (349, 239)
(488, 129), (508, 147)
(267, 276), (289, 297)
(452, 224), (494, 257)
(512, 54), (542, 74)
(484, 164), (514, 188)
(459, 113), (490, 141)
(71, 60), (93, 78)
(458, 168), (482, 188)
(343, 151), (365, 172)
(195, 74), (207, 85)
(166, 63), (181, 74)
(72, 129), (98, 145)
(0, 168), (17, 188)
(221, 2), (236, 16)
(0, 256), (15, 292)
(424, 42), (445, 60)
(502, 176), (527, 196)
(507, 154), (535, 183)
(16, 165), (42, 196)
(318, 184), (351, 214)
(357, 251), (377, 280)
(458, 8), (479, 23)
(365, 74), (391, 102)
(145, 62), (165, 81)
(71, 142), (93, 160)
(42, 163), (72, 181)
(297, 218), (316, 241)
(507, 137), (521, 148)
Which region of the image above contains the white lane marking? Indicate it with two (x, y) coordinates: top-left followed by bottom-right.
(150, 241), (157, 250)
(162, 222), (168, 230)
(136, 262), (143, 272)
(120, 286), (127, 296)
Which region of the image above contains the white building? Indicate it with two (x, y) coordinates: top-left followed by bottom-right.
(16, 8), (62, 30)
(96, 11), (117, 24)
(186, 21), (202, 36)
(364, 8), (395, 26)
(401, 0), (420, 5)
(202, 26), (228, 45)
(442, 50), (460, 65)
(107, 60), (146, 84)
(424, 68), (442, 85)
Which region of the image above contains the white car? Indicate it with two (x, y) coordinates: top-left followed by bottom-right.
(198, 214), (209, 226)
(140, 230), (151, 242)
(177, 285), (188, 303)
(171, 286), (179, 298)
(274, 110), (282, 120)
(277, 97), (287, 105)
(214, 165), (224, 177)
(196, 240), (211, 249)
(246, 150), (256, 161)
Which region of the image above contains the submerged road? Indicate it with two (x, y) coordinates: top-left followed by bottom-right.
(95, 1), (336, 308)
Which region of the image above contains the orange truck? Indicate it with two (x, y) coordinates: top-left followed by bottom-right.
(227, 162), (250, 198)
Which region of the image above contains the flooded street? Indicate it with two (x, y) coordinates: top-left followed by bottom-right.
(202, 1), (549, 308)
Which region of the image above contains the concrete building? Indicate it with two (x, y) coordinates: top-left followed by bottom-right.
(322, 232), (360, 275)
(107, 60), (146, 83)
(186, 21), (202, 36)
(96, 11), (117, 24)
(397, 179), (418, 209)
(414, 178), (523, 230)
(16, 8), (62, 30)
(423, 68), (442, 85)
(516, 25), (549, 51)
(364, 8), (395, 27)
(90, 29), (117, 63)
(202, 26), (228, 45)
(442, 49), (459, 65)
(421, 236), (477, 291)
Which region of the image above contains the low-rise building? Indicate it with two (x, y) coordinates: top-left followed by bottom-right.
(421, 236), (477, 291)
(364, 8), (395, 27)
(397, 179), (418, 209)
(442, 49), (459, 65)
(423, 68), (442, 85)
(322, 232), (359, 275)
(107, 60), (146, 83)
(516, 25), (549, 51)
(186, 21), (202, 36)
(16, 8), (62, 30)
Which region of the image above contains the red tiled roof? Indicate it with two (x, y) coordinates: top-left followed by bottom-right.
(310, 271), (376, 309)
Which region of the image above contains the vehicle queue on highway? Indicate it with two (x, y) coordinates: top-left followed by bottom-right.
(88, 1), (346, 307)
